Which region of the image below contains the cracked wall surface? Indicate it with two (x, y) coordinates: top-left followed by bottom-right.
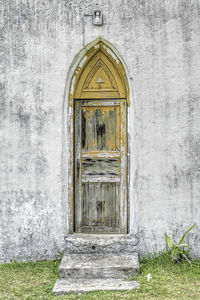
(0, 0), (200, 262)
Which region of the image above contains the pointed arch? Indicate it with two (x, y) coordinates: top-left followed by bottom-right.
(69, 39), (129, 102)
(65, 38), (130, 233)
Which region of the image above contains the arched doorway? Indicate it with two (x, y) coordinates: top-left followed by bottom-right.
(68, 40), (129, 234)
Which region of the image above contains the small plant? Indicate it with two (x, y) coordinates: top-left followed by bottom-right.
(165, 224), (196, 265)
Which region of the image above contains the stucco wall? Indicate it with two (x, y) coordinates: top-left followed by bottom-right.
(0, 0), (200, 263)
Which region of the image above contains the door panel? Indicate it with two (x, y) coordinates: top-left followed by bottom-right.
(75, 99), (127, 233)
(82, 158), (120, 176)
(81, 105), (120, 152)
(81, 182), (120, 233)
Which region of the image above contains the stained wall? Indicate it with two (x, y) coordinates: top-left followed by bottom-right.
(0, 0), (200, 262)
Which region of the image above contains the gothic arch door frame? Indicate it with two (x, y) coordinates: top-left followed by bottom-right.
(68, 40), (129, 234)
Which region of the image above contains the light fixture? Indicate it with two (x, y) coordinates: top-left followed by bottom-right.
(93, 10), (103, 26)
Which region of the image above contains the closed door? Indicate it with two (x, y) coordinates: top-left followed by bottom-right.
(74, 99), (127, 233)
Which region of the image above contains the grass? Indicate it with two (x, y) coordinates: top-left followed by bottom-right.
(0, 252), (200, 299)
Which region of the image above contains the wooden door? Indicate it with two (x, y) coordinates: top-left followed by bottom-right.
(74, 99), (127, 233)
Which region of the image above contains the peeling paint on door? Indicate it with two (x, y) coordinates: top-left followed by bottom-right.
(68, 40), (129, 234)
(75, 99), (127, 233)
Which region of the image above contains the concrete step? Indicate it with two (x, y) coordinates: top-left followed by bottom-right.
(59, 252), (139, 279)
(53, 278), (139, 294)
(64, 233), (138, 254)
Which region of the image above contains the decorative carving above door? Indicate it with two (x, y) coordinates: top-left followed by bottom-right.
(73, 43), (128, 99)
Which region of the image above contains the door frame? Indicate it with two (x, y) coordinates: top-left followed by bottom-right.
(64, 38), (131, 234)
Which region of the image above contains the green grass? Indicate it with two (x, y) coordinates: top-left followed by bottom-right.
(0, 253), (200, 299)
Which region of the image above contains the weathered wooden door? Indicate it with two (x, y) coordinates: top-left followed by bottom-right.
(75, 99), (127, 233)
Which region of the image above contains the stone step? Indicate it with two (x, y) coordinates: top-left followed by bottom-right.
(59, 252), (139, 279)
(53, 278), (139, 294)
(64, 233), (138, 254)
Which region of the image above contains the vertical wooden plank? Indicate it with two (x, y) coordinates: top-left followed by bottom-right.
(108, 184), (111, 227)
(89, 183), (96, 225)
(116, 183), (120, 227)
(116, 105), (120, 151)
(120, 99), (127, 233)
(75, 100), (82, 232)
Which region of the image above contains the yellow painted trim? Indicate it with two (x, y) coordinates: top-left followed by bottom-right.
(69, 41), (129, 104)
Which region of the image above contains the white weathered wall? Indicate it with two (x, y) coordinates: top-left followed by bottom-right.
(0, 0), (200, 262)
